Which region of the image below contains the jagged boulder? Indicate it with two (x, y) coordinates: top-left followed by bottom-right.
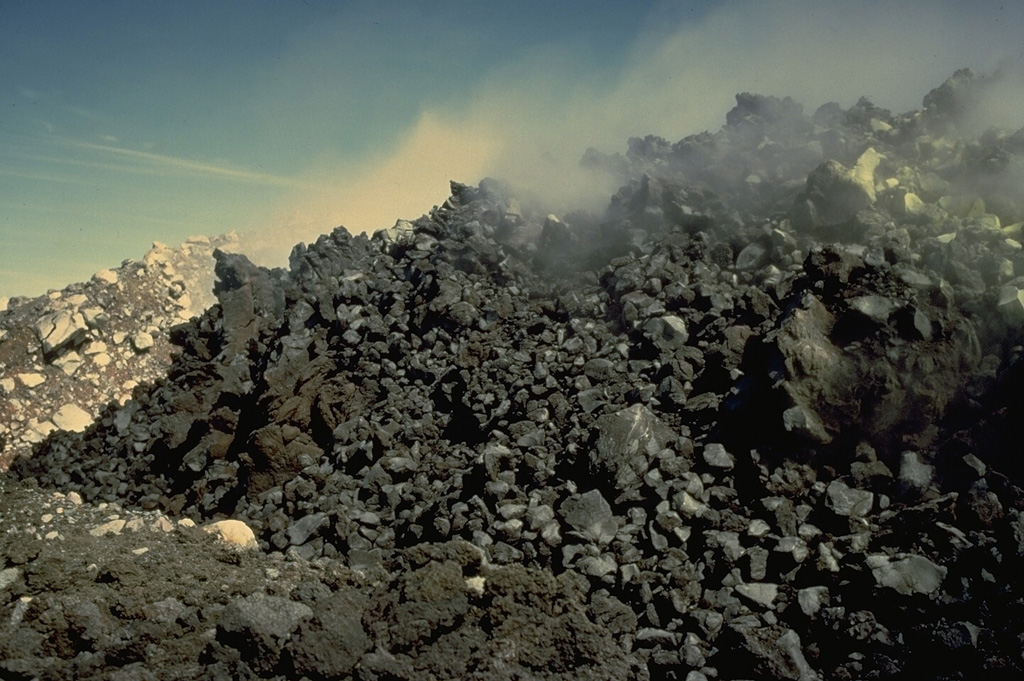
(792, 148), (882, 230)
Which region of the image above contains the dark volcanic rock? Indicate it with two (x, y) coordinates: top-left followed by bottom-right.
(560, 489), (618, 545)
(287, 591), (370, 679)
(7, 68), (1024, 680)
(591, 405), (677, 501)
(217, 593), (313, 673)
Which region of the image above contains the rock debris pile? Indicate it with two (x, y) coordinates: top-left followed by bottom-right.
(5, 68), (1024, 679)
(0, 234), (238, 469)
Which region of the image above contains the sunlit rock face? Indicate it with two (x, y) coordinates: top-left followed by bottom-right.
(6, 69), (1024, 679)
(0, 234), (237, 469)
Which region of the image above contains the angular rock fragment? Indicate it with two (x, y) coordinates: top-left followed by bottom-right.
(578, 554), (618, 579)
(51, 404), (93, 432)
(287, 512), (327, 546)
(781, 405), (830, 443)
(898, 450), (935, 497)
(997, 285), (1024, 325)
(34, 309), (89, 356)
(825, 480), (874, 518)
(643, 315), (689, 349)
(560, 489), (618, 545)
(848, 295), (899, 322)
(770, 296), (854, 444)
(793, 148), (881, 229)
(725, 621), (820, 681)
(583, 357), (617, 381)
(287, 591), (371, 678)
(89, 519), (126, 537)
(735, 243), (767, 270)
(93, 268), (119, 285)
(17, 372), (45, 388)
(776, 629), (820, 681)
(217, 593), (313, 673)
(131, 331), (154, 352)
(52, 350), (83, 375)
(736, 582), (779, 607)
(591, 404), (676, 499)
(797, 586), (829, 617)
(702, 443), (735, 470)
(867, 553), (947, 595)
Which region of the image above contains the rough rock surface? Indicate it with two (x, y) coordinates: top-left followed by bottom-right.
(0, 234), (239, 469)
(5, 69), (1024, 679)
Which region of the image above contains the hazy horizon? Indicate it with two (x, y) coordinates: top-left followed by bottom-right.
(2, 0), (1022, 298)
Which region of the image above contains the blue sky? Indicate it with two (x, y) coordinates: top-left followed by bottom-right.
(2, 0), (1022, 297)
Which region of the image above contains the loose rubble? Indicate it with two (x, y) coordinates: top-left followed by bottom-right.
(5, 68), (1024, 679)
(0, 234), (239, 469)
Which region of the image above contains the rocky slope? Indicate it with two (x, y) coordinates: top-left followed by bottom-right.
(0, 234), (239, 469)
(4, 68), (1024, 680)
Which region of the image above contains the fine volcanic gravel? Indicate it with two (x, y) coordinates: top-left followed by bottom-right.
(5, 68), (1024, 680)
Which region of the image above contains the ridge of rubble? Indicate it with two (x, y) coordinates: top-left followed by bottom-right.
(0, 234), (239, 469)
(4, 68), (1024, 679)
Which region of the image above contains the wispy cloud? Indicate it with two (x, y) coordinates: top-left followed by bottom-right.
(10, 149), (254, 185)
(50, 138), (305, 187)
(0, 165), (101, 186)
(16, 89), (104, 124)
(22, 137), (305, 187)
(63, 105), (104, 123)
(2, 198), (190, 227)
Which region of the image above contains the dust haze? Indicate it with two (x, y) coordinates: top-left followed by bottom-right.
(240, 0), (1024, 268)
